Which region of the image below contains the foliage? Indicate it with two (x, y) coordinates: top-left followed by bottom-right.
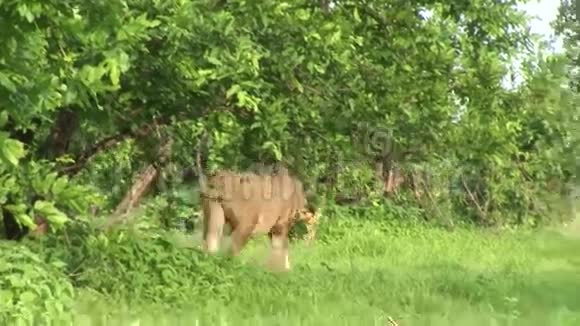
(29, 221), (240, 306)
(0, 0), (579, 324)
(48, 218), (580, 325)
(1, 159), (103, 231)
(0, 0), (576, 234)
(0, 242), (74, 325)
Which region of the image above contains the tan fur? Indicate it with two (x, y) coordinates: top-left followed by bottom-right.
(199, 168), (314, 271)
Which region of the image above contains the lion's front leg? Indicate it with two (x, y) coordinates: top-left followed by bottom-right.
(202, 201), (225, 254)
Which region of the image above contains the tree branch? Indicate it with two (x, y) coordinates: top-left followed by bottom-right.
(61, 115), (174, 176)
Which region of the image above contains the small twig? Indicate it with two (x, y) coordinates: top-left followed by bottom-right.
(461, 177), (488, 222)
(387, 316), (399, 326)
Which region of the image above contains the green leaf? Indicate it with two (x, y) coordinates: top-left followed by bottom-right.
(147, 19), (161, 28)
(33, 200), (69, 227)
(0, 72), (17, 93)
(353, 8), (361, 23)
(67, 198), (84, 213)
(206, 53), (223, 66)
(296, 9), (310, 21)
(19, 291), (37, 303)
(16, 214), (36, 228)
(0, 290), (13, 303)
(5, 203), (27, 214)
(51, 177), (68, 196)
(0, 138), (25, 166)
(16, 4), (35, 23)
(32, 171), (58, 195)
(329, 30), (342, 45)
(0, 111), (8, 127)
(274, 2), (291, 15)
(110, 62), (120, 86)
(226, 84), (241, 98)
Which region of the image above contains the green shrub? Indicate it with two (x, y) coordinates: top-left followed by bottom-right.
(0, 242), (74, 325)
(29, 222), (242, 306)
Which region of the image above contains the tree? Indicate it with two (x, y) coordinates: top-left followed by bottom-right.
(1, 0), (576, 238)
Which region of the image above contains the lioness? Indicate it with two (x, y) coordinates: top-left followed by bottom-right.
(199, 167), (314, 271)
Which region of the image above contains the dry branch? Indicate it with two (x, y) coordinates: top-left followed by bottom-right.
(461, 177), (490, 223)
(103, 138), (174, 230)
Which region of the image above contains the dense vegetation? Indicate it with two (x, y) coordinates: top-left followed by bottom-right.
(1, 0), (579, 324)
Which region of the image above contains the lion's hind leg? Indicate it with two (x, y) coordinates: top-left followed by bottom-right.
(267, 223), (290, 272)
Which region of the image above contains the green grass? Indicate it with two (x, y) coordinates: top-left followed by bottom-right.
(71, 220), (580, 326)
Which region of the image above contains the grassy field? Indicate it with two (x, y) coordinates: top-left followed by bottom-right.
(71, 220), (580, 326)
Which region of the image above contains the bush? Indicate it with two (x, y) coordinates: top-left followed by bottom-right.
(0, 242), (74, 325)
(29, 222), (242, 306)
(311, 202), (426, 244)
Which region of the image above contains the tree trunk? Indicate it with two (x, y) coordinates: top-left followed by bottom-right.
(41, 107), (79, 160)
(108, 165), (158, 218)
(383, 158), (405, 197)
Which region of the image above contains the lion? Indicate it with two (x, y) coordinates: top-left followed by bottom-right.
(198, 166), (316, 271)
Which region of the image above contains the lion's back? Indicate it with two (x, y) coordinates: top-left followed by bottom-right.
(203, 168), (307, 225)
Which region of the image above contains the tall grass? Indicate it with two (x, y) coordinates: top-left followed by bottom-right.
(70, 219), (580, 326)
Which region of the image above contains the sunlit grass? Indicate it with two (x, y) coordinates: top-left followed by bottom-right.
(72, 220), (580, 326)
